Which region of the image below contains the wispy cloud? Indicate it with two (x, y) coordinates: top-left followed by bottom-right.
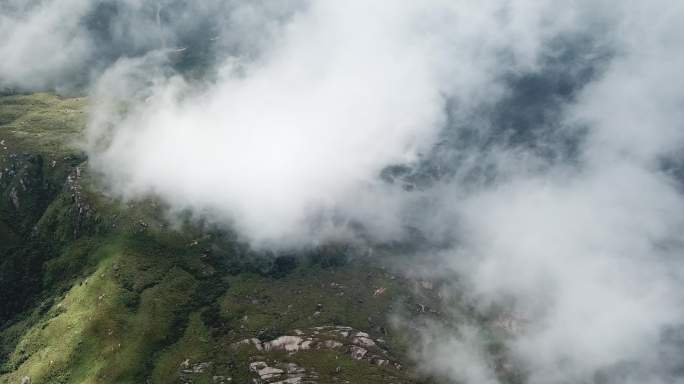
(4, 1), (684, 382)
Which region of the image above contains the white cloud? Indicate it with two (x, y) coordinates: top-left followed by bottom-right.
(0, 0), (93, 90)
(86, 3), (684, 381)
(416, 2), (684, 382)
(86, 1), (589, 245)
(5, 1), (684, 382)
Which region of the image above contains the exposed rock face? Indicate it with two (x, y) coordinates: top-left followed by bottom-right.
(233, 325), (404, 382)
(0, 153), (51, 234)
(350, 345), (368, 360)
(249, 361), (314, 383)
(0, 151), (89, 322)
(0, 149), (92, 242)
(63, 165), (95, 238)
(264, 336), (309, 352)
(352, 332), (376, 348)
(179, 361), (216, 383)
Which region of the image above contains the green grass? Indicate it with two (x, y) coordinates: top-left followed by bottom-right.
(0, 92), (455, 384)
(1, 234), (195, 384)
(0, 92), (87, 237)
(1, 228), (430, 383)
(219, 264), (405, 337)
(0, 93), (86, 157)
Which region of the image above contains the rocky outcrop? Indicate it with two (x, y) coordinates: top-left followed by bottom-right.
(249, 361), (315, 383)
(0, 149), (89, 240)
(0, 153), (51, 234)
(179, 360), (216, 383)
(0, 151), (87, 322)
(63, 165), (94, 238)
(233, 325), (403, 382)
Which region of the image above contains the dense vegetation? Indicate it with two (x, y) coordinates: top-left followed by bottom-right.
(0, 93), (519, 384)
(0, 93), (450, 384)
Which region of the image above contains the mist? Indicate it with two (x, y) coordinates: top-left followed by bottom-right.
(0, 0), (303, 91)
(4, 1), (684, 383)
(85, 1), (586, 246)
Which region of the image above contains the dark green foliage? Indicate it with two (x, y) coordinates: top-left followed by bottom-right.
(307, 244), (349, 268)
(270, 255), (298, 278)
(0, 241), (54, 323)
(0, 93), (465, 384)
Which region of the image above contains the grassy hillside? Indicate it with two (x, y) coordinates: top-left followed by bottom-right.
(0, 93), (519, 384)
(0, 93), (439, 384)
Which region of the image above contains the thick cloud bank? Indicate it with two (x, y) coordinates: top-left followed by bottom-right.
(86, 1), (583, 245)
(4, 1), (684, 383)
(88, 2), (449, 245)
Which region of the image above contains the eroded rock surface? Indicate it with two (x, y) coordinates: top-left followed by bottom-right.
(232, 325), (404, 383)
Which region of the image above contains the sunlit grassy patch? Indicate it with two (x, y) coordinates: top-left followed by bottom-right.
(0, 92), (435, 384)
(0, 93), (86, 157)
(3, 252), (121, 384)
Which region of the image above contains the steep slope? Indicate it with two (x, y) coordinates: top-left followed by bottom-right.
(0, 93), (524, 384)
(0, 93), (446, 384)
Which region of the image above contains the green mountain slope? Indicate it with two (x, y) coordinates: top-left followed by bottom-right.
(0, 93), (447, 384)
(0, 93), (520, 384)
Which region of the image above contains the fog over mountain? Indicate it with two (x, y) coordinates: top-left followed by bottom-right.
(2, 1), (684, 383)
